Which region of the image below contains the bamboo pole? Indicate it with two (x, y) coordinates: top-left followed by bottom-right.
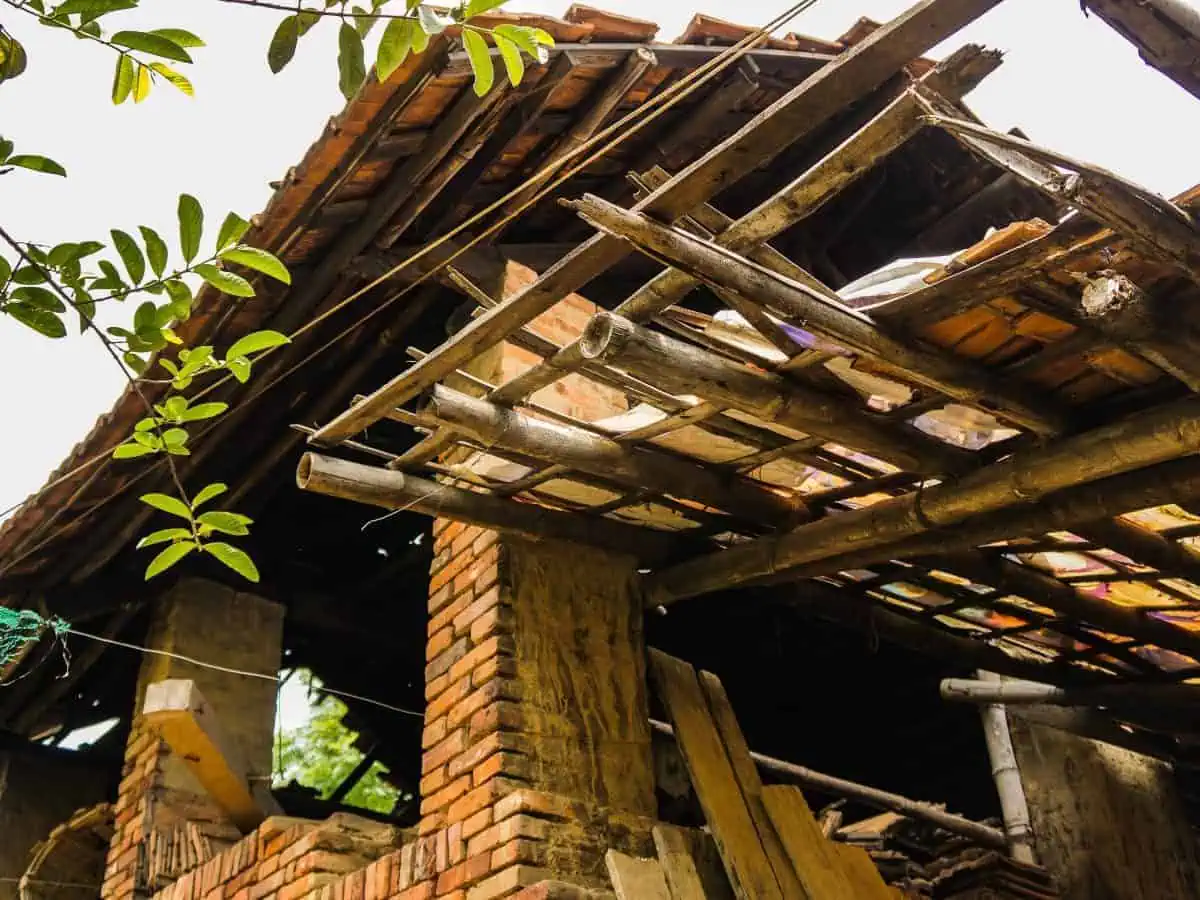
(647, 393), (1200, 604)
(309, 0), (1011, 446)
(579, 312), (971, 475)
(941, 677), (1200, 709)
(296, 452), (689, 562)
(976, 672), (1037, 865)
(566, 193), (1068, 435)
(647, 718), (1008, 849)
(420, 384), (803, 526)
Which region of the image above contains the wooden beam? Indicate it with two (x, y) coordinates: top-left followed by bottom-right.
(420, 384), (803, 527)
(141, 679), (267, 832)
(296, 452), (690, 562)
(310, 0), (1010, 446)
(569, 193), (1069, 435)
(647, 393), (1200, 604)
(580, 312), (972, 475)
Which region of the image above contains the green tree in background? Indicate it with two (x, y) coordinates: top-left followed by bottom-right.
(273, 671), (406, 816)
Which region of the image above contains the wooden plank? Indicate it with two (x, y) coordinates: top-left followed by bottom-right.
(653, 825), (715, 900)
(310, 0), (1007, 446)
(762, 784), (850, 899)
(606, 850), (673, 900)
(831, 844), (893, 899)
(141, 679), (266, 832)
(698, 671), (808, 899)
(648, 649), (784, 900)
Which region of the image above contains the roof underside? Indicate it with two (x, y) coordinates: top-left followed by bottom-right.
(3, 1), (1200, 785)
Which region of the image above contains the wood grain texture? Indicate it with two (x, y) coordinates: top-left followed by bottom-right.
(606, 850), (673, 900)
(652, 825), (712, 900)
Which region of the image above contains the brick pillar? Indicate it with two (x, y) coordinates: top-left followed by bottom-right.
(416, 524), (655, 897)
(1010, 720), (1200, 899)
(103, 578), (284, 900)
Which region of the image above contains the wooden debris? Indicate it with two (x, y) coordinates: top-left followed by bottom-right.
(652, 826), (715, 900)
(605, 850), (673, 900)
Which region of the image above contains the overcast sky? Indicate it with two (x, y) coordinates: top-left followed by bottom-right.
(2, 0), (1198, 520)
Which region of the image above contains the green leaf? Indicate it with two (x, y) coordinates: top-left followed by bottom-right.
(6, 155), (67, 176)
(145, 541), (195, 579)
(112, 53), (135, 103)
(54, 0), (137, 21)
(461, 29), (493, 96)
(218, 246), (290, 284)
(132, 62), (152, 103)
(227, 329), (291, 360)
(113, 441), (157, 459)
(194, 263), (254, 298)
(177, 194), (203, 263)
(148, 28), (205, 48)
(493, 32), (523, 86)
(11, 265), (46, 285)
(216, 212), (250, 251)
(139, 226), (168, 277)
(464, 0), (506, 18)
(123, 351), (147, 373)
(352, 6), (376, 38)
(203, 541), (260, 583)
(196, 510), (252, 536)
(418, 5), (451, 34)
(178, 401), (228, 422)
(192, 482), (228, 508)
(148, 62), (194, 97)
(140, 492), (193, 519)
(6, 303), (65, 337)
(11, 286), (65, 311)
(136, 527), (193, 548)
(133, 300), (159, 335)
(268, 15), (300, 74)
(411, 18), (429, 53)
(0, 30), (28, 84)
(227, 356), (251, 383)
(111, 30), (193, 62)
(0, 138), (11, 164)
(0, 257), (10, 285)
(110, 229), (146, 283)
(161, 427), (189, 447)
(376, 17), (414, 82)
(493, 23), (548, 64)
(337, 22), (366, 101)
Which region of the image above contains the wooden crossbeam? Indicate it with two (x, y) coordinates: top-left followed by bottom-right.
(141, 680), (269, 833)
(310, 0), (1010, 447)
(647, 392), (1200, 604)
(568, 193), (1069, 435)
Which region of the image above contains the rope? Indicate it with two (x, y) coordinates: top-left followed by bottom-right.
(0, 0), (823, 575)
(0, 610), (424, 719)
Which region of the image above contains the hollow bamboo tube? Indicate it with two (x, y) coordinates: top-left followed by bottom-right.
(976, 672), (1037, 865)
(296, 453), (688, 562)
(580, 312), (973, 476)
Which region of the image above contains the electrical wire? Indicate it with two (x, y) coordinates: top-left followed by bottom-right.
(0, 0), (823, 574)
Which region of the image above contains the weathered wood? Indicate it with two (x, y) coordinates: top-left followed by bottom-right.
(141, 680), (265, 832)
(568, 193), (1068, 435)
(1084, 0), (1200, 100)
(648, 393), (1200, 603)
(648, 649), (784, 900)
(581, 312), (972, 475)
(652, 826), (712, 900)
(761, 784), (850, 899)
(296, 452), (688, 562)
(699, 671), (807, 898)
(606, 850), (673, 900)
(830, 844), (893, 899)
(421, 384), (804, 526)
(310, 0), (1009, 445)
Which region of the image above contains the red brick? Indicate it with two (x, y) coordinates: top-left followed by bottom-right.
(423, 728), (467, 774)
(447, 821), (465, 867)
(446, 776), (522, 825)
(491, 839), (543, 870)
(465, 816), (550, 859)
(451, 589), (504, 636)
(449, 636), (515, 684)
(430, 549), (473, 595)
(453, 554), (498, 598)
(429, 589), (476, 638)
(469, 605), (514, 644)
(427, 674), (472, 721)
(422, 716), (449, 751)
(395, 883), (434, 900)
(279, 874), (337, 900)
(419, 774), (471, 816)
(472, 531), (498, 556)
(467, 700), (524, 743)
(462, 807), (493, 840)
(429, 583), (453, 616)
(474, 751), (530, 787)
(418, 812), (445, 836)
(493, 791), (581, 825)
(420, 765), (448, 797)
(447, 732), (527, 780)
(465, 866), (553, 900)
(426, 625), (455, 659)
(426, 636), (471, 682)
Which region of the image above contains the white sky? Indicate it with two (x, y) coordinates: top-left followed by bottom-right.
(2, 0), (1198, 519)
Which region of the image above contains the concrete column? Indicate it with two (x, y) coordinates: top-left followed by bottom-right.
(1010, 720), (1200, 899)
(0, 745), (110, 900)
(102, 578), (284, 900)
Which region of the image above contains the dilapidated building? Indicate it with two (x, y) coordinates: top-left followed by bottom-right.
(4, 1), (1200, 898)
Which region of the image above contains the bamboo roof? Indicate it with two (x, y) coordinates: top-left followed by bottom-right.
(5, 0), (1199, 768)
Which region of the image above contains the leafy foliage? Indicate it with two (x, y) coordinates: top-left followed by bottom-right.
(274, 671), (404, 815)
(0, 0), (555, 583)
